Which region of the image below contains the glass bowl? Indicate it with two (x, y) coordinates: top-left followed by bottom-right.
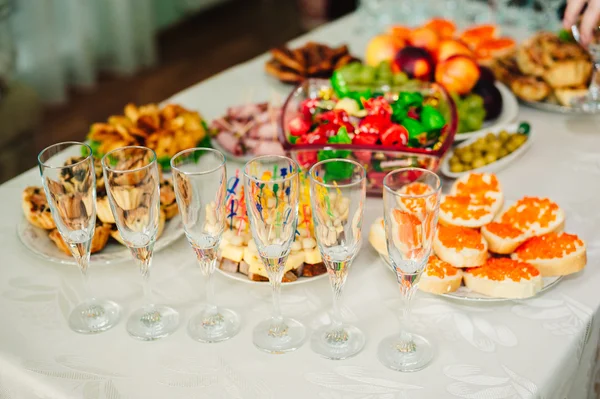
(279, 78), (457, 196)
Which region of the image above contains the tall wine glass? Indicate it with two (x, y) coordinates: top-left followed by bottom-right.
(571, 23), (600, 112)
(171, 148), (241, 342)
(38, 142), (120, 333)
(378, 168), (441, 372)
(309, 159), (366, 360)
(102, 146), (179, 341)
(243, 155), (305, 353)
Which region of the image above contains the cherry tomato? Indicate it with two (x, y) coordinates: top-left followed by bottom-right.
(312, 122), (341, 139)
(300, 99), (320, 120)
(316, 110), (354, 133)
(352, 132), (379, 146)
(381, 125), (409, 147)
(358, 115), (391, 136)
(362, 96), (392, 117)
(288, 116), (311, 137)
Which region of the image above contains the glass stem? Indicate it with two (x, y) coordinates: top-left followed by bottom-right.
(131, 244), (154, 307)
(204, 262), (218, 316)
(397, 272), (419, 353)
(78, 256), (92, 301)
(271, 278), (283, 323)
(588, 64), (600, 101)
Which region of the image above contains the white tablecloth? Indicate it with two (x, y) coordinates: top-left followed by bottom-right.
(1, 13), (600, 399)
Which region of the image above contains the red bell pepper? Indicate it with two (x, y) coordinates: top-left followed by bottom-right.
(358, 114), (391, 136)
(362, 97), (393, 117)
(381, 125), (409, 147)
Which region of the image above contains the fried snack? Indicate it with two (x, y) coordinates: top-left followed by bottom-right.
(265, 42), (360, 84)
(22, 187), (56, 230)
(49, 222), (112, 255)
(87, 103), (208, 161)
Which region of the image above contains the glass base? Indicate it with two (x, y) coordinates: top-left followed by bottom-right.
(187, 305), (241, 343)
(311, 324), (365, 360)
(126, 304), (180, 341)
(253, 317), (306, 354)
(377, 333), (433, 372)
(571, 95), (600, 112)
(68, 299), (121, 334)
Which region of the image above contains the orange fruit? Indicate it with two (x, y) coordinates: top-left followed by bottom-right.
(436, 39), (474, 63)
(459, 24), (499, 49)
(387, 25), (412, 41)
(474, 37), (516, 61)
(424, 18), (457, 39)
(435, 55), (480, 95)
(409, 27), (440, 54)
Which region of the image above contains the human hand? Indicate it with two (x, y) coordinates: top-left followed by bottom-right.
(563, 0), (599, 46)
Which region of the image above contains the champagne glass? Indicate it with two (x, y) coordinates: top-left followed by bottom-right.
(102, 146), (179, 341)
(378, 168), (441, 372)
(171, 148), (241, 342)
(571, 23), (600, 111)
(38, 142), (120, 333)
(243, 155), (305, 353)
(308, 159), (366, 360)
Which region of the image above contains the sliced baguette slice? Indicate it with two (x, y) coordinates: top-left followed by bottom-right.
(419, 255), (463, 294)
(450, 172), (504, 214)
(511, 232), (587, 276)
(463, 258), (542, 299)
(496, 196), (565, 237)
(368, 217), (388, 256)
(439, 195), (496, 228)
(481, 222), (528, 254)
(433, 224), (488, 268)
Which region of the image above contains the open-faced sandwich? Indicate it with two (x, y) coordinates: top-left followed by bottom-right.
(433, 224), (488, 268)
(419, 255), (463, 294)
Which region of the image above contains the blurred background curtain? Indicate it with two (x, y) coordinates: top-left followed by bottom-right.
(9, 0), (227, 104)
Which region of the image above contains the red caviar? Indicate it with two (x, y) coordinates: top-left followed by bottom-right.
(426, 255), (459, 277)
(438, 224), (484, 250)
(515, 232), (583, 260)
(399, 182), (434, 216)
(499, 197), (559, 230)
(455, 173), (500, 196)
(440, 195), (491, 220)
(467, 257), (540, 282)
(485, 222), (523, 239)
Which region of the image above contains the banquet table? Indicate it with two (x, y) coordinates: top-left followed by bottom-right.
(1, 12), (600, 399)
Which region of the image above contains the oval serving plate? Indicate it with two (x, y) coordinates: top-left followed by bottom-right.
(440, 122), (533, 179)
(378, 253), (562, 303)
(18, 215), (184, 266)
(520, 98), (600, 114)
(216, 268), (328, 286)
(454, 82), (519, 142)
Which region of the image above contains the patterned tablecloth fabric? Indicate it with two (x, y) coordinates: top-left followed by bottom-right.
(1, 13), (599, 399)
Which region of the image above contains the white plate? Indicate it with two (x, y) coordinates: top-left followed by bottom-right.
(216, 267), (328, 286)
(454, 82), (519, 142)
(378, 254), (562, 302)
(18, 215), (184, 266)
(520, 98), (600, 114)
(440, 122), (533, 179)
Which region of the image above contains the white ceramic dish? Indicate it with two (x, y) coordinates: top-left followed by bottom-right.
(440, 122), (533, 179)
(378, 254), (562, 302)
(216, 267), (328, 286)
(18, 215), (184, 266)
(454, 82), (519, 142)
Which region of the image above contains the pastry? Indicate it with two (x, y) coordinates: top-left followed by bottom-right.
(463, 257), (542, 299)
(554, 87), (589, 106)
(481, 222), (528, 254)
(512, 232), (586, 276)
(419, 255), (463, 294)
(96, 195), (115, 224)
(368, 217), (388, 256)
(159, 179), (178, 220)
(49, 222), (111, 255)
(22, 186), (56, 230)
(433, 224), (488, 268)
(109, 210), (166, 245)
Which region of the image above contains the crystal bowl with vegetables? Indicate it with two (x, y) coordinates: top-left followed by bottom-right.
(279, 78), (457, 196)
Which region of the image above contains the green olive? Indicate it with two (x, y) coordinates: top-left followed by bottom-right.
(473, 138), (487, 151)
(485, 133), (496, 142)
(498, 148), (509, 158)
(450, 155), (461, 165)
(472, 157), (486, 169)
(450, 163), (464, 173)
(485, 153), (497, 164)
(460, 151), (474, 163)
(489, 140), (502, 151)
(498, 131), (509, 142)
(506, 142), (518, 153)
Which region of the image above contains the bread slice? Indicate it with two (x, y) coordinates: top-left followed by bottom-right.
(439, 194), (496, 228)
(419, 255), (463, 294)
(511, 232), (587, 276)
(496, 196), (565, 237)
(481, 222), (528, 254)
(368, 217), (388, 256)
(433, 224), (488, 268)
(450, 172), (504, 214)
(463, 257), (542, 299)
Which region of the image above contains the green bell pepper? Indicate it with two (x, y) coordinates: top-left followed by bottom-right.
(402, 118), (428, 147)
(421, 105), (445, 132)
(397, 92), (424, 109)
(331, 70), (349, 98)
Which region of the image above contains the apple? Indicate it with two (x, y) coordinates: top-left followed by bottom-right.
(365, 34), (406, 67)
(435, 55), (480, 95)
(436, 39), (473, 63)
(393, 46), (435, 81)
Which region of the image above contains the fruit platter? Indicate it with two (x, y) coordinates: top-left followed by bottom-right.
(18, 153), (183, 266)
(491, 31), (596, 113)
(441, 122), (532, 178)
(364, 19), (519, 140)
(210, 102), (285, 162)
(85, 103), (211, 170)
(368, 172), (587, 302)
(279, 78), (457, 196)
(216, 170), (328, 285)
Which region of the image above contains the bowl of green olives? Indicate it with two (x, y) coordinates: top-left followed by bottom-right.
(441, 122), (532, 178)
